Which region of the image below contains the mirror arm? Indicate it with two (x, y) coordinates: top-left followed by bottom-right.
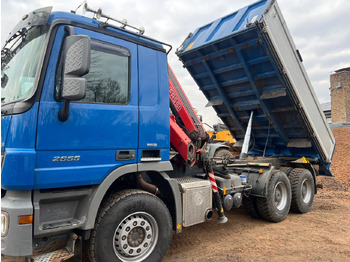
(58, 99), (70, 122)
(65, 25), (75, 36)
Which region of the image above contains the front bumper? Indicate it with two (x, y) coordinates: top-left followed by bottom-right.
(1, 190), (33, 257)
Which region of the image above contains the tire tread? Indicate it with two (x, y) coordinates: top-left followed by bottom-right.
(289, 168), (314, 213)
(243, 196), (261, 219)
(257, 171), (291, 223)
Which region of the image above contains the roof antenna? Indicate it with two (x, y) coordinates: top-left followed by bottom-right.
(71, 0), (86, 14)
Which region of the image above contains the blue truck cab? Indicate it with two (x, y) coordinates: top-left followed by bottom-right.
(1, 7), (178, 260)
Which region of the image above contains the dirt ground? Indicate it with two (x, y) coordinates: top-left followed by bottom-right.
(164, 187), (350, 262)
(2, 128), (350, 261)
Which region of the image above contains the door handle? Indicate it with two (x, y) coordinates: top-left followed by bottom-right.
(116, 150), (135, 161)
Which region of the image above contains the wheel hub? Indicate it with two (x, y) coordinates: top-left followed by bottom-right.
(302, 184), (307, 197)
(301, 179), (312, 203)
(275, 189), (282, 202)
(273, 181), (288, 210)
(113, 212), (158, 261)
(128, 227), (145, 247)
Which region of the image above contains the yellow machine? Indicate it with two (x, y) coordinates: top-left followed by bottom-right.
(207, 124), (236, 144)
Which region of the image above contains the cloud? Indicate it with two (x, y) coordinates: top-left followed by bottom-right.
(278, 0), (350, 105)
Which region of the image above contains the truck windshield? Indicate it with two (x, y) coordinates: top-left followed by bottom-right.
(1, 26), (48, 105)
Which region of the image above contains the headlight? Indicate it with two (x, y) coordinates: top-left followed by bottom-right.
(1, 211), (9, 237)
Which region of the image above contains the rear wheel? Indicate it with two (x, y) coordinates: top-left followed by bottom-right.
(257, 171), (291, 222)
(242, 195), (261, 219)
(89, 189), (172, 262)
(289, 168), (315, 213)
(213, 149), (232, 158)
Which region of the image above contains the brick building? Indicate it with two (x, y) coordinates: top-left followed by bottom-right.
(330, 67), (350, 123)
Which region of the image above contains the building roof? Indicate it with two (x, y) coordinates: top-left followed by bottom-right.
(335, 67), (350, 73)
(320, 102), (331, 112)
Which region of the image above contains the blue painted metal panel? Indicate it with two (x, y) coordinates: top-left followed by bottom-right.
(34, 150), (130, 189)
(1, 104), (38, 190)
(182, 0), (270, 51)
(2, 149), (36, 190)
(1, 116), (11, 151)
(6, 104), (38, 150)
(177, 0), (332, 173)
(137, 45), (170, 162)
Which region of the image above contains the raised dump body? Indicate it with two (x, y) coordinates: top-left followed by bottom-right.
(176, 0), (335, 175)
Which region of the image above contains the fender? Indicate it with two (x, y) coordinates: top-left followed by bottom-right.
(83, 161), (182, 231)
(247, 167), (277, 197)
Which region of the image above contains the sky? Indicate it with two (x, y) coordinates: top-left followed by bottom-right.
(1, 0), (350, 126)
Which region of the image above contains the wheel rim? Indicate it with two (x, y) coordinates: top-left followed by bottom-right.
(113, 212), (158, 262)
(301, 178), (312, 204)
(274, 181), (288, 210)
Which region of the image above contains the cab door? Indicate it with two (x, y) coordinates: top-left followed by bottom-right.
(35, 25), (138, 189)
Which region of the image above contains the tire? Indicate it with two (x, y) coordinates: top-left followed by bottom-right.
(257, 171), (291, 222)
(213, 149), (232, 158)
(289, 168), (315, 214)
(242, 195), (261, 219)
(89, 189), (172, 262)
(279, 167), (293, 176)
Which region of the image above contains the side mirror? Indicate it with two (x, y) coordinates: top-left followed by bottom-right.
(59, 35), (91, 121)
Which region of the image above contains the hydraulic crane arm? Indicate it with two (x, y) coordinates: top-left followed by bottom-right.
(168, 65), (208, 165)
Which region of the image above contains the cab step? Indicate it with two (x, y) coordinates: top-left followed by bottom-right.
(31, 249), (74, 262)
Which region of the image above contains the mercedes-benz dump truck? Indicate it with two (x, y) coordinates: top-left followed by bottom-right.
(1, 0), (335, 261)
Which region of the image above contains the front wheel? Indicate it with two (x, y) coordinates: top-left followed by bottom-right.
(257, 171), (291, 222)
(89, 189), (172, 262)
